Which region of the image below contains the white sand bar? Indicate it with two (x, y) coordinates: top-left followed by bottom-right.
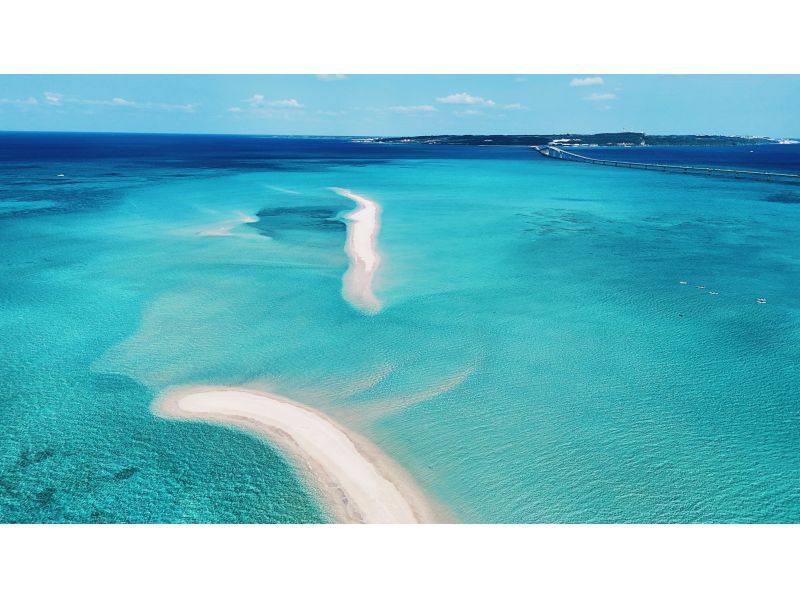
(154, 386), (440, 523)
(198, 210), (258, 237)
(331, 187), (382, 314)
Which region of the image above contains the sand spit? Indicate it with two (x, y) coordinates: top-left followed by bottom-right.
(153, 386), (441, 523)
(331, 187), (382, 314)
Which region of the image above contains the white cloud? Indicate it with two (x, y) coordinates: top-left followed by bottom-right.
(585, 92), (617, 101)
(44, 92), (63, 106)
(244, 94), (266, 107)
(0, 96), (38, 106)
(243, 95), (303, 109)
(315, 109), (347, 116)
(436, 94), (523, 111)
(35, 92), (194, 112)
(456, 109), (484, 116)
(384, 105), (437, 114)
(268, 98), (303, 109)
(152, 102), (195, 112)
(570, 77), (604, 87)
(133, 98), (198, 112)
(316, 74), (347, 81)
(436, 92), (495, 107)
(228, 106), (243, 113)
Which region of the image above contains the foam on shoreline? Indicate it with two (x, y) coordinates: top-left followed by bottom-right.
(153, 386), (441, 523)
(331, 187), (382, 314)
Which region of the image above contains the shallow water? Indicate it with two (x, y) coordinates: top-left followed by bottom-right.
(2, 133), (799, 522)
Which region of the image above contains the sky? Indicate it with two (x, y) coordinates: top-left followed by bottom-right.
(1, 75), (798, 138)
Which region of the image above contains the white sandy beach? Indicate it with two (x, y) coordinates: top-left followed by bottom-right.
(331, 187), (382, 313)
(154, 386), (440, 523)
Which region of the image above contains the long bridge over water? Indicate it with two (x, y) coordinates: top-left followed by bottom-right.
(533, 145), (800, 184)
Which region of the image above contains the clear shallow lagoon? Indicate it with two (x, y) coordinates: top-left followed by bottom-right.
(1, 133), (799, 522)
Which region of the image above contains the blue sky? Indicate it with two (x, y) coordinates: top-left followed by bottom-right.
(1, 75), (798, 137)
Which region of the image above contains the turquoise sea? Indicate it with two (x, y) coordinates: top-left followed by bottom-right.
(1, 133), (799, 523)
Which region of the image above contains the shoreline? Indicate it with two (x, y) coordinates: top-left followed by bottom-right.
(330, 187), (382, 314)
(153, 385), (442, 523)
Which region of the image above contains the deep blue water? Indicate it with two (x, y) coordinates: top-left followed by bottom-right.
(0, 131), (532, 162)
(573, 144), (800, 174)
(1, 132), (799, 523)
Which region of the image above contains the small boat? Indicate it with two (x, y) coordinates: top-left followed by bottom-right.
(708, 291), (719, 295)
(679, 281), (688, 285)
(756, 297), (767, 304)
(696, 285), (705, 289)
(56, 173), (65, 177)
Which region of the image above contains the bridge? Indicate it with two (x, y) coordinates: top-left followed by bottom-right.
(533, 145), (800, 184)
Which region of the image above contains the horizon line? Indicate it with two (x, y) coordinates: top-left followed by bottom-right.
(1, 129), (797, 139)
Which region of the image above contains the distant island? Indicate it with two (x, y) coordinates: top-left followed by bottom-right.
(362, 133), (794, 147)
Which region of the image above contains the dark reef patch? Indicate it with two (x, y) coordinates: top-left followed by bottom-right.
(34, 487), (56, 507)
(18, 447), (55, 468)
(113, 467), (139, 481)
(764, 191), (800, 204)
(521, 209), (599, 237)
(249, 205), (346, 239)
(0, 182), (118, 220)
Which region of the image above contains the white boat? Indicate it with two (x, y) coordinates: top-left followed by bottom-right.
(756, 297), (767, 304)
